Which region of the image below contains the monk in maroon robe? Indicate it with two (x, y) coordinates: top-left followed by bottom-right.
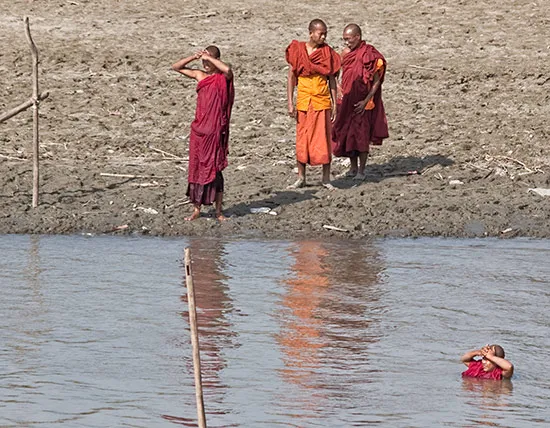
(172, 46), (234, 221)
(461, 344), (514, 380)
(332, 24), (388, 181)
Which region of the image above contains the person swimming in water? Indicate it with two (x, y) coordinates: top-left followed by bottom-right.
(461, 344), (514, 380)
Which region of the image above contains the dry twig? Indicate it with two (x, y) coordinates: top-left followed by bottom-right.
(148, 145), (188, 161)
(99, 172), (174, 179)
(409, 64), (439, 72)
(0, 153), (27, 161)
(165, 199), (191, 210)
(181, 11), (218, 19)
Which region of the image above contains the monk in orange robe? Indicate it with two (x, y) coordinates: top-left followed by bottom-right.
(286, 19), (341, 189)
(332, 24), (388, 181)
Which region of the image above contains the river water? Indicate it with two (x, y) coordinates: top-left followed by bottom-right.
(1, 235), (549, 427)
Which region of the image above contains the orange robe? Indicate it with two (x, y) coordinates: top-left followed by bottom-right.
(286, 41), (341, 165)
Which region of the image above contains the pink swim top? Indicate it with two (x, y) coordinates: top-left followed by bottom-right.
(462, 360), (503, 380)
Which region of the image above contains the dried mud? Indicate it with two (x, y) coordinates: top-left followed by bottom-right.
(1, 0), (549, 239)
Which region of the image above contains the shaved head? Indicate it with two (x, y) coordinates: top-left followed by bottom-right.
(344, 23), (362, 38)
(309, 19), (327, 32)
(205, 45), (220, 59)
(492, 345), (505, 358)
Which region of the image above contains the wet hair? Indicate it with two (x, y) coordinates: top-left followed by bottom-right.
(492, 344), (505, 358)
(344, 23), (362, 38)
(205, 45), (220, 59)
(309, 19), (327, 32)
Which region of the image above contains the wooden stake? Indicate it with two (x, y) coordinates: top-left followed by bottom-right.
(0, 92), (49, 124)
(24, 17), (40, 208)
(184, 248), (207, 428)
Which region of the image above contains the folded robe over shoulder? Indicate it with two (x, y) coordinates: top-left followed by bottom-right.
(332, 41), (388, 157)
(188, 73), (234, 186)
(286, 40), (341, 80)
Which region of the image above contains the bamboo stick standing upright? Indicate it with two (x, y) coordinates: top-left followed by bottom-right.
(24, 17), (40, 208)
(184, 248), (207, 428)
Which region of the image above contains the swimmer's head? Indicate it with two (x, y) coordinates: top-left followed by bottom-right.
(482, 344), (505, 372)
(491, 344), (505, 358)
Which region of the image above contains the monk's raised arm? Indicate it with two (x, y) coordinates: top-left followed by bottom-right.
(171, 52), (204, 80)
(287, 68), (297, 118)
(201, 52), (233, 81)
(460, 348), (482, 367)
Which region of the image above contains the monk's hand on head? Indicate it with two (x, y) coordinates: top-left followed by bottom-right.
(193, 50), (203, 60)
(354, 99), (368, 115)
(481, 345), (494, 359)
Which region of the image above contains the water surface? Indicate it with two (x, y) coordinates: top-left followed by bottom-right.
(1, 236), (549, 427)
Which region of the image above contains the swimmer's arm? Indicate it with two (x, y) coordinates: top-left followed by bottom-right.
(460, 349), (482, 366)
(487, 355), (514, 379)
(171, 53), (205, 81)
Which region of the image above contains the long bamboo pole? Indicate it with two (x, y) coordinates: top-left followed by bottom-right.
(24, 17), (40, 208)
(184, 248), (207, 428)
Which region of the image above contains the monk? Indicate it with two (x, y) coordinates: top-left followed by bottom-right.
(172, 46), (234, 221)
(332, 24), (388, 181)
(461, 344), (514, 380)
(286, 19), (341, 189)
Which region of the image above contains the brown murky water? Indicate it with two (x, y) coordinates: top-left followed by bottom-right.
(1, 236), (549, 427)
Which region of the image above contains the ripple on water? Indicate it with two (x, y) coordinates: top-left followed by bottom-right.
(0, 236), (549, 426)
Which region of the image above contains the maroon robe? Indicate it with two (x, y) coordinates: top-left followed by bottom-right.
(332, 41), (388, 157)
(187, 73), (234, 205)
(462, 360), (503, 380)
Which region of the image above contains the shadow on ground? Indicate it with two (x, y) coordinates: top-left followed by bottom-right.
(332, 154), (454, 189)
(227, 189), (319, 216)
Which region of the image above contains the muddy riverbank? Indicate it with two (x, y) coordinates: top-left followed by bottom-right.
(1, 0), (549, 239)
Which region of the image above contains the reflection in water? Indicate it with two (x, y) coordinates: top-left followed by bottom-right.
(19, 235), (48, 362)
(276, 241), (384, 410)
(24, 235), (46, 327)
(164, 239), (238, 427)
(26, 235), (42, 291)
(462, 378), (513, 426)
(2, 236), (549, 427)
(277, 241), (329, 389)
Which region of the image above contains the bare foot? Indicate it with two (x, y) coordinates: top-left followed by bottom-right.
(353, 171), (366, 181)
(216, 213), (228, 222)
(287, 178), (305, 189)
(185, 208), (200, 221)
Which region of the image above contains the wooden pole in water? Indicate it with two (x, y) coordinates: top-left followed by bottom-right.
(24, 17), (40, 208)
(184, 248), (207, 428)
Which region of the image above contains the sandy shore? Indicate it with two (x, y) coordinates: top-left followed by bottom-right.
(1, 0), (549, 239)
